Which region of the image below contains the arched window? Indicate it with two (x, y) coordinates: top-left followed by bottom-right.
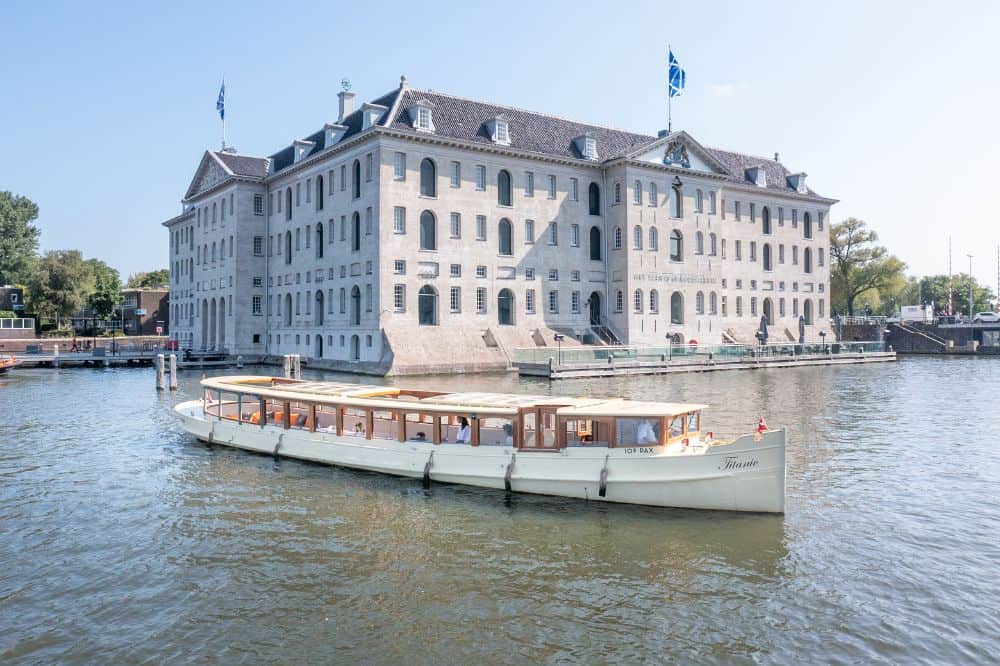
(285, 188), (292, 220)
(284, 232), (292, 264)
(803, 299), (814, 325)
(284, 293), (292, 326)
(589, 226), (602, 260)
(709, 233), (718, 256)
(670, 292), (684, 324)
(316, 175), (324, 211)
(352, 160), (361, 198)
(615, 290), (624, 313)
(633, 225), (643, 250)
(709, 291), (718, 315)
(649, 227), (658, 251)
(696, 291), (705, 314)
(804, 247), (813, 274)
(695, 231), (704, 255)
(419, 210), (437, 251)
(633, 289), (643, 313)
(497, 288), (514, 325)
(671, 181), (683, 218)
(420, 158), (437, 197)
(633, 180), (642, 205)
(614, 182), (622, 205)
(588, 182), (601, 215)
(669, 229), (683, 262)
(350, 334), (360, 361)
(350, 286), (361, 325)
(763, 298), (774, 326)
(418, 285), (438, 326)
(696, 189), (704, 212)
(315, 290), (324, 326)
(498, 170), (512, 206)
(762, 207), (772, 235)
(498, 218), (512, 255)
(649, 182), (658, 206)
(803, 212), (813, 239)
(613, 226), (622, 250)
(316, 223), (324, 258)
(763, 243), (773, 271)
(352, 212), (361, 251)
(649, 289), (659, 313)
(219, 238), (225, 260)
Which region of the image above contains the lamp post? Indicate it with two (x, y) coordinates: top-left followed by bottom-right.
(554, 333), (564, 366)
(968, 254), (974, 337)
(819, 330), (827, 353)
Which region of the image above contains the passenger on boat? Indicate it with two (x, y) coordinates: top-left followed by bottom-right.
(456, 417), (471, 443)
(502, 423), (514, 446)
(411, 431), (427, 442)
(353, 423), (365, 436)
(636, 419), (658, 444)
(669, 416), (684, 438)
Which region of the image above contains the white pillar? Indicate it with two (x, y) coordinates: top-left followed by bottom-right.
(169, 354), (178, 390)
(156, 354), (165, 391)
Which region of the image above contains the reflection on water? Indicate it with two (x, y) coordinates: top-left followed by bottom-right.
(1, 358), (998, 663)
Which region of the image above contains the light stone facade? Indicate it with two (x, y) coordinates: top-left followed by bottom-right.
(164, 79), (835, 374)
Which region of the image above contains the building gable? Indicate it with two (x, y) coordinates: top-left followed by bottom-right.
(629, 131), (730, 176)
(184, 152), (233, 201)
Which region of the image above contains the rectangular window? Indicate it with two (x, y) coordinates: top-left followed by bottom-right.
(329, 170), (335, 195)
(450, 212), (461, 239)
(721, 239), (727, 259)
(750, 203), (756, 223)
(548, 223), (558, 246)
(394, 152), (406, 180)
(526, 289), (536, 314)
(792, 209), (798, 228)
(793, 246), (799, 265)
(778, 208), (785, 226)
(735, 240), (742, 261)
(306, 179), (312, 204)
(450, 286), (461, 313)
(818, 248), (825, 266)
(253, 193), (264, 215)
(524, 268), (535, 280)
(571, 178), (579, 201)
(394, 285), (405, 312)
(709, 191), (717, 214)
(779, 244), (785, 264)
(306, 224), (312, 248)
(476, 265), (487, 278)
(393, 207), (406, 234)
(548, 269), (559, 281)
(340, 165), (346, 191)
(253, 236), (263, 256)
(366, 284), (372, 312)
(366, 153), (373, 181)
(252, 295), (262, 315)
(475, 165), (486, 191)
(296, 182), (301, 207)
(750, 241), (757, 262)
(366, 207), (373, 234)
(570, 224), (579, 247)
(525, 172), (534, 197)
(524, 219), (535, 244)
(476, 215), (486, 241)
(253, 276), (263, 288)
(548, 290), (559, 314)
(476, 287), (487, 313)
(818, 211), (825, 231)
(450, 264), (461, 278)
(268, 193), (274, 215)
(751, 297), (758, 316)
(735, 201), (741, 221)
(450, 161), (461, 187)
(394, 260), (406, 274)
(547, 175), (556, 199)
(571, 270), (580, 282)
(571, 291), (580, 314)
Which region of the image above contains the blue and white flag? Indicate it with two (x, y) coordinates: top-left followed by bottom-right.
(216, 81), (225, 120)
(668, 50), (686, 97)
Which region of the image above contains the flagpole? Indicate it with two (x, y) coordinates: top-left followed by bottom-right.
(667, 45), (672, 133)
(221, 77), (226, 151)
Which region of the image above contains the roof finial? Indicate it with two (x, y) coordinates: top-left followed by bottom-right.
(774, 152), (780, 163)
(400, 74), (408, 89)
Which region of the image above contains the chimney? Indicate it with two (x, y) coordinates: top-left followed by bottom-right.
(338, 90), (356, 122)
(774, 152), (780, 163)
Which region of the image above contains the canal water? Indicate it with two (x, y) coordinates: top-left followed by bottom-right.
(1, 358), (997, 663)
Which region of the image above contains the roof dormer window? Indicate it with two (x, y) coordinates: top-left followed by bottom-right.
(485, 116), (510, 145)
(324, 122), (347, 148)
(292, 139), (315, 164)
(408, 99), (435, 133)
(574, 133), (598, 161)
(787, 172), (808, 193)
(745, 166), (766, 188)
(361, 103), (388, 130)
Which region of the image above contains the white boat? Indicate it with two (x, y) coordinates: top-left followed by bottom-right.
(174, 376), (786, 513)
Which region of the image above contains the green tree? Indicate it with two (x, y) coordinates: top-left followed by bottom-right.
(26, 250), (95, 328)
(0, 191), (41, 285)
(87, 259), (122, 320)
(126, 269), (169, 288)
(906, 274), (994, 316)
(830, 218), (907, 316)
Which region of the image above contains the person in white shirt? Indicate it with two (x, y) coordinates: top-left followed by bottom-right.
(456, 417), (471, 443)
(636, 419), (658, 444)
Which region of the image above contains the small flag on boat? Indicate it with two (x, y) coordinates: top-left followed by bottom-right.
(216, 81), (225, 120)
(669, 50), (686, 98)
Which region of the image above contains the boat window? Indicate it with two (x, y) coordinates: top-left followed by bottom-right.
(667, 415), (685, 440)
(204, 388), (219, 417)
(615, 417), (661, 447)
(315, 405), (338, 433)
(441, 414), (473, 444)
(687, 412), (700, 434)
(479, 417), (514, 446)
(564, 418), (612, 447)
(287, 401), (310, 429)
(343, 407), (368, 437)
(372, 409), (397, 440)
(216, 392), (240, 421)
(521, 411), (537, 447)
(405, 413), (435, 442)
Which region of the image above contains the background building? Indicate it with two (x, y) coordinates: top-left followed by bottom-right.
(165, 78), (834, 374)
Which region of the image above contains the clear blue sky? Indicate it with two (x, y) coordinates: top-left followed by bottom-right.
(2, 0), (998, 289)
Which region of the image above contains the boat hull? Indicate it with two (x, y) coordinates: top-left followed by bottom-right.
(175, 400), (785, 513)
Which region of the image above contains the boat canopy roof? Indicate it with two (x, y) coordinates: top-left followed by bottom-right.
(201, 376), (708, 418)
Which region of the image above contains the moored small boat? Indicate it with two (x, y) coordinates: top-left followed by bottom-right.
(0, 354), (19, 373)
(175, 376), (786, 513)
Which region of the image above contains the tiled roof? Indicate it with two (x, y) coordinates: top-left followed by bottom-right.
(214, 151), (269, 179)
(705, 147), (821, 197)
(269, 89), (401, 173)
(386, 88), (656, 161)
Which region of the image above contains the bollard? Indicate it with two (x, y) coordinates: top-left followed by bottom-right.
(169, 354), (178, 390)
(156, 354), (165, 391)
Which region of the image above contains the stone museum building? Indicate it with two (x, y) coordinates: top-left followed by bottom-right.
(164, 76), (835, 373)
